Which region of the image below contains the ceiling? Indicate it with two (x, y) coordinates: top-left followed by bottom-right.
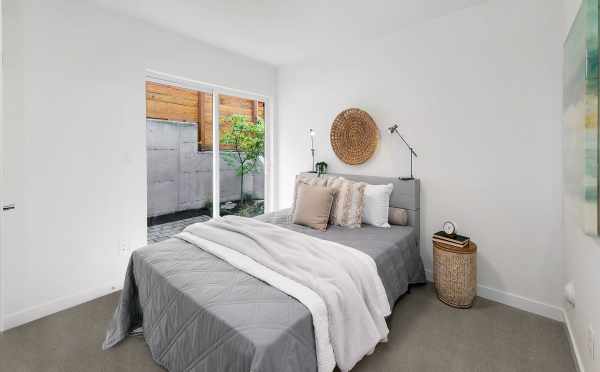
(92, 0), (485, 66)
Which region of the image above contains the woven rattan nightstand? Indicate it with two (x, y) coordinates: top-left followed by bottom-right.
(433, 240), (477, 308)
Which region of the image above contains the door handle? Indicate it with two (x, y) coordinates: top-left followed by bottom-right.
(2, 204), (15, 211)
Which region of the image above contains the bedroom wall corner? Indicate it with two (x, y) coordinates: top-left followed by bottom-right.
(561, 1), (600, 371)
(561, 0), (600, 372)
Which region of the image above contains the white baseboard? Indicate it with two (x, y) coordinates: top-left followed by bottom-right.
(424, 269), (563, 321)
(2, 283), (122, 332)
(562, 309), (585, 372)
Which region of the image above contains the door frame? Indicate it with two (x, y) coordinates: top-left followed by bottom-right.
(145, 70), (274, 218)
(0, 0), (5, 332)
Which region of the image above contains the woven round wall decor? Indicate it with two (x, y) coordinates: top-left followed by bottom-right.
(330, 108), (379, 165)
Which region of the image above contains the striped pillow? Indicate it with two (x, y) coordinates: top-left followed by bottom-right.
(327, 177), (367, 228)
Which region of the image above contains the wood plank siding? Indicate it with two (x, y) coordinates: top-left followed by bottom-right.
(146, 82), (265, 151)
(146, 82), (199, 123)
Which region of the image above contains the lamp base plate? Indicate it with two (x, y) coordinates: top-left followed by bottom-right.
(400, 177), (415, 181)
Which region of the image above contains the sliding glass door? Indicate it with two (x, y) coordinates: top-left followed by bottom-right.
(146, 72), (268, 240)
(145, 81), (214, 239)
(218, 94), (266, 217)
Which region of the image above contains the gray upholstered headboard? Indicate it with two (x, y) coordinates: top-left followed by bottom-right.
(325, 173), (420, 243)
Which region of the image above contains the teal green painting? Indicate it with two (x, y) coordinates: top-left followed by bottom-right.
(564, 0), (600, 235)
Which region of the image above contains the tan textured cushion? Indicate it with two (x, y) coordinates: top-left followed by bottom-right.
(290, 174), (330, 217)
(292, 183), (335, 231)
(388, 207), (408, 226)
(327, 177), (367, 228)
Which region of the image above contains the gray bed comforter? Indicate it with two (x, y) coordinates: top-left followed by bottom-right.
(103, 210), (425, 372)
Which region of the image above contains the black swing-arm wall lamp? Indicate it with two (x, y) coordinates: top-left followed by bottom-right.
(388, 124), (418, 181)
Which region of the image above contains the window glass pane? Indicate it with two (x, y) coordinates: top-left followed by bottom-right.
(145, 81), (213, 242)
(218, 94), (265, 217)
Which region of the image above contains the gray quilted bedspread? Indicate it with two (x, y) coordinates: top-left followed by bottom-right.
(103, 210), (425, 372)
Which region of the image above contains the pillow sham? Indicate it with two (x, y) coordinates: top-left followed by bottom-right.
(290, 173), (330, 217)
(327, 177), (367, 228)
(292, 182), (335, 231)
(388, 207), (409, 226)
(362, 183), (394, 227)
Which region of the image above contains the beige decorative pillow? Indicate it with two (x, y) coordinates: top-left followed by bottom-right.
(292, 183), (335, 231)
(290, 173), (330, 217)
(388, 207), (408, 226)
(327, 177), (367, 228)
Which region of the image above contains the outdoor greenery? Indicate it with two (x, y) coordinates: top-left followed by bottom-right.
(220, 114), (265, 213)
(205, 198), (264, 218)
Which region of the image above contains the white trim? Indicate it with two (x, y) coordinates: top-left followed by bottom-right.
(146, 70), (269, 101)
(424, 269), (563, 321)
(264, 98), (274, 212)
(3, 283), (121, 331)
(476, 284), (564, 321)
(212, 92), (220, 218)
(563, 308), (585, 372)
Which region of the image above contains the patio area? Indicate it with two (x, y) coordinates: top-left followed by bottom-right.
(147, 215), (211, 244)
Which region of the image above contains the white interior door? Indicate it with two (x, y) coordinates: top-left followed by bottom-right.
(0, 0), (4, 331)
(1, 3), (26, 329)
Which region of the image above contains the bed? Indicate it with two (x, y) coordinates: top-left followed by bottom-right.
(103, 175), (425, 372)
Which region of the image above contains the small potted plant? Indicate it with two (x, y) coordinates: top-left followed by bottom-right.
(315, 161), (328, 176)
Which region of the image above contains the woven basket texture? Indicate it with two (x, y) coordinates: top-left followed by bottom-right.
(330, 108), (379, 165)
(433, 241), (477, 308)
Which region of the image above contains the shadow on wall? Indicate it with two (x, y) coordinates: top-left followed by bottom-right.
(146, 119), (264, 218)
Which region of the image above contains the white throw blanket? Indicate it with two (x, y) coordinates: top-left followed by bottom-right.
(176, 216), (391, 372)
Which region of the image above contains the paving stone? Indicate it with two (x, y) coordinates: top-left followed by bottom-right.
(147, 215), (211, 244)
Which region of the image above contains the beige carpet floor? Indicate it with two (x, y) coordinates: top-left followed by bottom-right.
(0, 283), (576, 372)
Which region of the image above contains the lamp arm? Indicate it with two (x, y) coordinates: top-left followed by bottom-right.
(394, 132), (418, 157)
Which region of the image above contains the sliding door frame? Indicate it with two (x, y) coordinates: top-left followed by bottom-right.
(145, 70), (273, 218)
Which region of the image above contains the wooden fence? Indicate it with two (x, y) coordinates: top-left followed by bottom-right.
(146, 81), (265, 151)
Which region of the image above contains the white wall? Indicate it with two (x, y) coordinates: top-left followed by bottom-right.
(1, 0), (276, 330)
(277, 0), (565, 319)
(562, 0), (600, 371)
(564, 0), (583, 38)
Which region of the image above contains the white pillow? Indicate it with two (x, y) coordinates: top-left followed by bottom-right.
(362, 183), (394, 227)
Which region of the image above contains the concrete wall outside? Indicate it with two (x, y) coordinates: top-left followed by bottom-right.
(147, 119), (264, 217)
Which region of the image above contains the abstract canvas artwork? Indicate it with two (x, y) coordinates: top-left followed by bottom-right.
(564, 0), (600, 235)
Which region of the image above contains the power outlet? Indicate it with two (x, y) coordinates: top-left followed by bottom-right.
(118, 237), (130, 256)
(587, 326), (596, 361)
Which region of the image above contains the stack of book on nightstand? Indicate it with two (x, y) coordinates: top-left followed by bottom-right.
(433, 231), (470, 248)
